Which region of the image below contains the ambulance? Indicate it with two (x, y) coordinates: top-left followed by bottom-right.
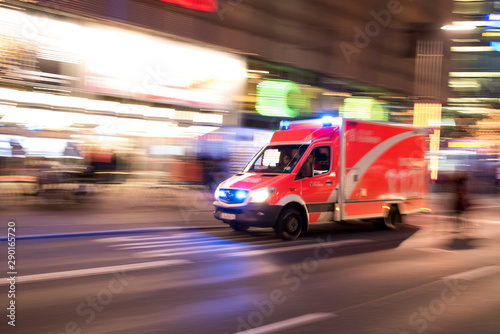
(214, 117), (430, 240)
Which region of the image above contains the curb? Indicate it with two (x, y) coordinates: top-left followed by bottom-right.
(2, 225), (226, 241)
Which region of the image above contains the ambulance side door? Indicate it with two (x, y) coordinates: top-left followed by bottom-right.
(297, 145), (335, 223)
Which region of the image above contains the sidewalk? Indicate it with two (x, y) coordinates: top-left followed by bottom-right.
(426, 191), (500, 214)
(1, 185), (223, 239)
(2, 188), (499, 239)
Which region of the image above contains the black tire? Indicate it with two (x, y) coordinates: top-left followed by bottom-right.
(229, 221), (249, 231)
(275, 207), (302, 240)
(376, 205), (403, 230)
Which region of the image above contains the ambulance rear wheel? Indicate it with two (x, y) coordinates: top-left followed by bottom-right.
(228, 221), (249, 231)
(275, 208), (302, 241)
(377, 205), (403, 230)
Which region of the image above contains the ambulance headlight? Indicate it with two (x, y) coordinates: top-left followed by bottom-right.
(214, 186), (221, 200)
(250, 187), (275, 203)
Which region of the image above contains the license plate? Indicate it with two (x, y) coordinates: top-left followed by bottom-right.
(220, 212), (236, 220)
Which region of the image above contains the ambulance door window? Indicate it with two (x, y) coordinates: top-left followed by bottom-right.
(300, 153), (314, 178)
(299, 146), (330, 179)
(314, 146), (331, 176)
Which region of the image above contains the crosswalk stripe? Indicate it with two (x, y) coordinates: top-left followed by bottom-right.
(0, 259), (191, 285)
(125, 241), (261, 253)
(224, 239), (371, 257)
(118, 238), (279, 250)
(110, 234), (274, 248)
(133, 243), (267, 258)
(95, 234), (196, 243)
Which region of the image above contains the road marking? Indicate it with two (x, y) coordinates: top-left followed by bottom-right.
(111, 238), (229, 247)
(133, 242), (263, 253)
(444, 265), (500, 281)
(95, 234), (194, 243)
(134, 243), (265, 258)
(134, 239), (370, 259)
(110, 233), (277, 248)
(98, 232), (275, 247)
(416, 247), (456, 253)
(0, 259), (191, 285)
(223, 239), (371, 258)
(235, 313), (336, 334)
(118, 238), (278, 250)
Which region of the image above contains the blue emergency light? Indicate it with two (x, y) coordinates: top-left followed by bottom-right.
(322, 116), (335, 127)
(235, 190), (248, 200)
(280, 120), (290, 130)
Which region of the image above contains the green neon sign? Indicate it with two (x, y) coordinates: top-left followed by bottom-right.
(340, 97), (388, 121)
(256, 80), (307, 117)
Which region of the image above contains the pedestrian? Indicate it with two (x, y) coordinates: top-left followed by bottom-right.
(451, 173), (469, 232)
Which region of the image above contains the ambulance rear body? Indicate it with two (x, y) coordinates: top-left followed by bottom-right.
(214, 117), (429, 240)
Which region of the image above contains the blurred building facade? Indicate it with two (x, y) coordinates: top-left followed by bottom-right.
(12, 0), (456, 109)
(447, 0), (500, 140)
(4, 0), (500, 191)
(437, 0), (500, 192)
(26, 0), (452, 99)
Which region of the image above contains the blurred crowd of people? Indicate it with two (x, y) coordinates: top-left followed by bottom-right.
(0, 138), (231, 207)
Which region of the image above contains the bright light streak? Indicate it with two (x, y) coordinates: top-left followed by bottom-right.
(439, 150), (476, 155)
(448, 141), (494, 149)
(451, 39), (480, 43)
(142, 106), (175, 119)
(0, 87), (222, 130)
(486, 14), (500, 21)
(452, 21), (488, 27)
(450, 46), (494, 52)
(413, 103), (442, 181)
(446, 106), (489, 113)
(442, 25), (476, 30)
(450, 72), (500, 77)
(193, 113), (223, 124)
(247, 70), (269, 74)
(448, 80), (480, 88)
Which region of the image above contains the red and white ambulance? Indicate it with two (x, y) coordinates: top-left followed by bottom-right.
(214, 117), (430, 240)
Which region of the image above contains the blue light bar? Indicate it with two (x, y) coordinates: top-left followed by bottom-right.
(280, 120), (290, 130)
(322, 116), (335, 127)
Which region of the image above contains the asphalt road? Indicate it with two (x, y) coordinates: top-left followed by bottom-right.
(1, 213), (500, 334)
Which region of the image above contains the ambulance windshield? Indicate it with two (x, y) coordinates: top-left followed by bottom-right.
(246, 144), (309, 174)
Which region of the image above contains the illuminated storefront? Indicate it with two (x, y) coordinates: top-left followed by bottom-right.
(0, 5), (247, 181)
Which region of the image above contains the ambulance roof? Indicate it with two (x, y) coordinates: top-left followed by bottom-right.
(270, 117), (426, 144)
(270, 118), (340, 143)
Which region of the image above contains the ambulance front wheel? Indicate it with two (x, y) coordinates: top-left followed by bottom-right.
(228, 221), (249, 231)
(275, 208), (302, 241)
